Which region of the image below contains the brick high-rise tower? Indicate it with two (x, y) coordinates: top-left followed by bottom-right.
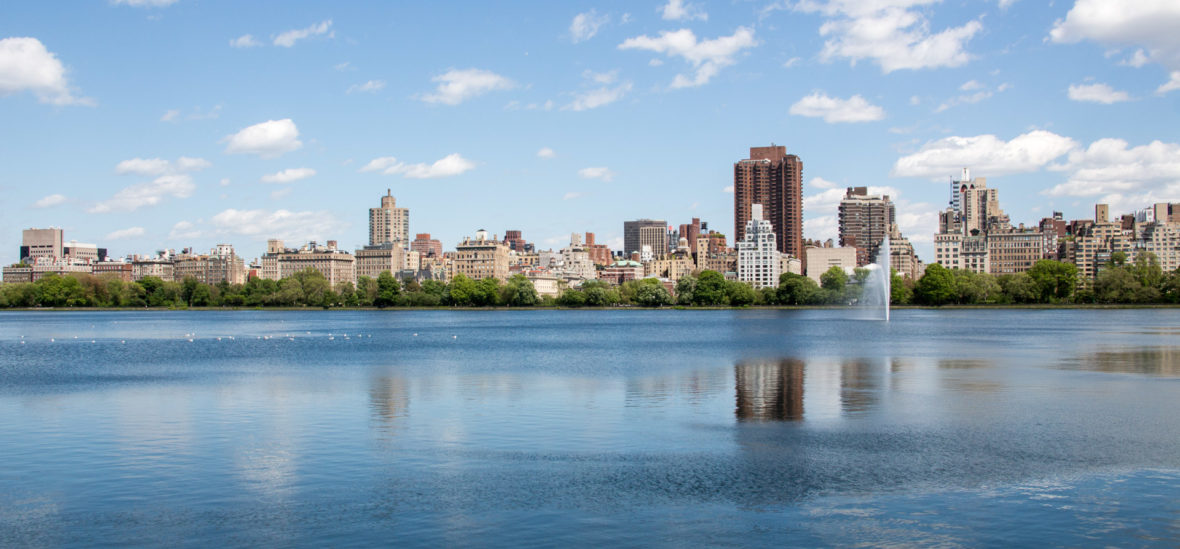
(734, 145), (803, 259)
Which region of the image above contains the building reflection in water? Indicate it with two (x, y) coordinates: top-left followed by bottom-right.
(734, 359), (805, 421)
(1069, 347), (1180, 376)
(369, 374), (410, 435)
(839, 359), (882, 415)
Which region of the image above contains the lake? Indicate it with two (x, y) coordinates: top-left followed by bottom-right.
(1, 309), (1178, 547)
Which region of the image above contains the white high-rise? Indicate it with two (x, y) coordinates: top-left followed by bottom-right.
(368, 189), (410, 247)
(737, 204), (782, 288)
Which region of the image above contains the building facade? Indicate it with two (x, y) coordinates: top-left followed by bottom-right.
(454, 230), (510, 281)
(838, 187), (895, 267)
(623, 219), (668, 258)
(369, 190), (410, 247)
(737, 204), (782, 289)
(734, 145), (803, 260)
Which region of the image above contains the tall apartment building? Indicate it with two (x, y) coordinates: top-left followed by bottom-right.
(173, 245), (246, 284)
(678, 218), (702, 254)
(583, 232), (613, 266)
(623, 219), (668, 258)
(838, 187), (895, 267)
(411, 233), (442, 258)
(734, 145), (803, 260)
(987, 226), (1056, 275)
(454, 230), (509, 281)
(888, 230), (924, 280)
(369, 190), (410, 247)
(737, 204), (782, 289)
(502, 230), (533, 253)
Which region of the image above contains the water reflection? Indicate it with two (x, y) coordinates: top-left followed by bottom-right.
(1063, 347), (1180, 376)
(369, 374), (410, 435)
(735, 359), (805, 421)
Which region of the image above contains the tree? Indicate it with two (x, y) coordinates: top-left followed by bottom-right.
(692, 270), (728, 306)
(355, 276), (377, 306)
(557, 288), (587, 307)
(501, 274), (538, 307)
(634, 278), (673, 307)
(674, 275), (696, 305)
(953, 269), (1001, 304)
(472, 277), (502, 306)
(890, 269), (912, 305)
(820, 266), (848, 293)
(1027, 260), (1078, 303)
(777, 273), (821, 305)
(447, 274), (477, 306)
(998, 273), (1038, 304)
(725, 280), (757, 306)
(914, 264), (957, 305)
(375, 271), (401, 307)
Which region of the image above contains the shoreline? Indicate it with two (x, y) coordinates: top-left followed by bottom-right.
(1, 303), (1177, 312)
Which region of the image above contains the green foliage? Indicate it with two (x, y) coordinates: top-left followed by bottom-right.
(633, 278), (673, 307)
(472, 277), (503, 306)
(777, 273), (822, 305)
(820, 266), (848, 293)
(725, 280), (756, 306)
(501, 274), (539, 307)
(692, 270), (728, 306)
(1026, 260), (1078, 302)
(890, 270), (912, 305)
(375, 271), (401, 308)
(557, 288), (586, 307)
(674, 275), (696, 305)
(914, 264), (957, 305)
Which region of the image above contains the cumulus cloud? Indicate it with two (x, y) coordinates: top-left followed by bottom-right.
(789, 92), (885, 123)
(222, 119), (302, 158)
(169, 220), (201, 240)
(1049, 1), (1180, 94)
(810, 177), (838, 189)
(570, 10), (609, 43)
(0, 37), (92, 106)
(892, 130), (1080, 178)
(723, 185), (734, 193)
(537, 147), (556, 158)
(359, 153), (475, 179)
(794, 0), (982, 73)
(160, 104), (221, 122)
(805, 186), (901, 216)
(418, 68), (515, 105)
(804, 215), (839, 243)
(619, 27), (757, 88)
(563, 74), (632, 111)
(92, 156), (210, 213)
(261, 168), (316, 183)
(1067, 82), (1131, 103)
(209, 208), (347, 242)
(273, 20), (333, 47)
(662, 0), (707, 21)
(106, 227), (146, 240)
(563, 192), (585, 200)
(33, 194), (66, 208)
(90, 174), (196, 213)
(578, 167), (615, 182)
(347, 79), (385, 94)
(1043, 138), (1180, 200)
(229, 34), (261, 48)
(161, 109), (180, 122)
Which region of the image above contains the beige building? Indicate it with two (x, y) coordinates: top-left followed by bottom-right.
(1066, 204), (1133, 281)
(525, 271), (561, 297)
(987, 228), (1053, 275)
(889, 232), (923, 280)
(355, 243), (406, 281)
(262, 240), (356, 286)
(19, 227), (64, 262)
(172, 245), (246, 285)
(838, 187), (895, 267)
(132, 258), (175, 281)
(369, 190), (410, 247)
(805, 246), (856, 284)
(454, 230), (510, 281)
(1137, 220), (1180, 272)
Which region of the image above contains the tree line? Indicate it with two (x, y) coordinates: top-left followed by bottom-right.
(1, 254), (1178, 309)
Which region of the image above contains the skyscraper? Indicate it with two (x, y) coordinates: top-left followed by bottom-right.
(734, 145), (803, 260)
(368, 189), (410, 247)
(838, 187), (895, 267)
(623, 219), (668, 257)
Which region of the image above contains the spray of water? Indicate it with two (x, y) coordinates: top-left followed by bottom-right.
(860, 237), (891, 322)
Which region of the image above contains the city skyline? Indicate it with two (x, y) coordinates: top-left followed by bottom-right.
(3, 1), (1179, 266)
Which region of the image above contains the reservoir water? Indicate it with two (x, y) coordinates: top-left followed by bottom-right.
(1, 309), (1178, 546)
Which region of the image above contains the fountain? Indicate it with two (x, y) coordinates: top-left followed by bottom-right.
(859, 237), (891, 322)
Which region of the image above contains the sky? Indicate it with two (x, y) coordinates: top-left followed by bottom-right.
(2, 0), (1178, 266)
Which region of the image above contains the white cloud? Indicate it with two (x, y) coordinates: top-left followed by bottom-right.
(662, 0), (707, 21)
(273, 20), (333, 48)
(0, 37), (92, 106)
(115, 157), (171, 176)
(209, 208), (346, 242)
(90, 174), (196, 213)
(418, 68), (515, 105)
(1067, 82), (1131, 104)
(570, 10), (609, 43)
(1121, 48), (1150, 68)
(805, 186), (901, 215)
(270, 188), (292, 200)
(794, 1), (982, 73)
(960, 79), (983, 91)
(723, 185), (734, 193)
(176, 156), (211, 171)
(229, 34), (261, 48)
(896, 205), (939, 243)
(360, 153), (475, 179)
(804, 215), (839, 243)
(111, 0), (177, 6)
(892, 130), (1080, 178)
(219, 178), (231, 186)
(619, 27), (758, 88)
(33, 194), (66, 208)
(810, 177), (838, 189)
(160, 109), (180, 122)
(935, 89), (997, 112)
(1043, 138), (1180, 199)
(222, 119), (302, 158)
(564, 82), (632, 111)
(106, 227), (146, 240)
(782, 57), (801, 68)
(161, 104), (221, 121)
(537, 147), (556, 158)
(261, 167), (316, 184)
(578, 167), (615, 182)
(789, 92), (885, 123)
(169, 221), (201, 240)
(347, 79), (386, 94)
(1049, 1), (1180, 94)
(563, 192), (585, 200)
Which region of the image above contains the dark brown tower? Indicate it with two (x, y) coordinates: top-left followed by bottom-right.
(734, 145), (803, 259)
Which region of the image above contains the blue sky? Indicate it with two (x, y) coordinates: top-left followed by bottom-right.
(2, 0), (1178, 265)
